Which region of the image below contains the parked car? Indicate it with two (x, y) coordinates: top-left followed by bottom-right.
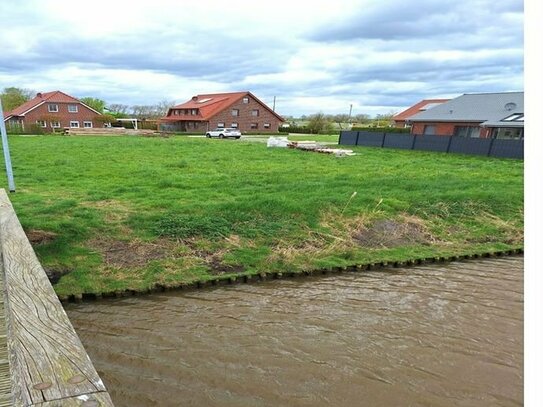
(205, 128), (242, 139)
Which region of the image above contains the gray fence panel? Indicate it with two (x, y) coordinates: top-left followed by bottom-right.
(356, 131), (385, 147)
(383, 133), (415, 150)
(413, 135), (451, 152)
(339, 131), (358, 145)
(449, 137), (493, 156)
(489, 139), (524, 159)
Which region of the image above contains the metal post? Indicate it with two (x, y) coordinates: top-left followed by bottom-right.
(0, 98), (16, 192)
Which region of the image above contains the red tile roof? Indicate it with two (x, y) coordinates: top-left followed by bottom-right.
(164, 91), (284, 122)
(393, 99), (450, 122)
(4, 91), (98, 118)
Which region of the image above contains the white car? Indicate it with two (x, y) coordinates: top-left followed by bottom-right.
(205, 128), (242, 139)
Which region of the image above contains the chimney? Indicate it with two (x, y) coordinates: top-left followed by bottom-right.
(36, 92), (42, 98)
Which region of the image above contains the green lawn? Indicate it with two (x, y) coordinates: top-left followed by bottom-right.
(2, 135), (523, 296)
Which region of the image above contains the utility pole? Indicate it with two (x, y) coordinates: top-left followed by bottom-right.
(0, 98), (15, 192)
(348, 104), (353, 122)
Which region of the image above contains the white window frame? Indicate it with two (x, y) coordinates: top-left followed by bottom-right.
(251, 109), (259, 117)
(36, 120), (47, 128)
(242, 97), (249, 104)
(250, 123), (258, 129)
(83, 121), (93, 128)
(48, 104), (59, 113)
(231, 109), (239, 116)
(231, 123), (238, 128)
(51, 121), (61, 128)
(263, 123), (271, 129)
(217, 122), (225, 128)
(69, 121), (80, 128)
(68, 104), (78, 113)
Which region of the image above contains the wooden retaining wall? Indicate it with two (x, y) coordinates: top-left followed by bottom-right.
(0, 189), (113, 406)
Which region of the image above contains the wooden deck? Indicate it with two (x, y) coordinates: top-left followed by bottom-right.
(0, 189), (114, 406)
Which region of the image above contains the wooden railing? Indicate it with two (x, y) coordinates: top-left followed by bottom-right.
(0, 189), (114, 406)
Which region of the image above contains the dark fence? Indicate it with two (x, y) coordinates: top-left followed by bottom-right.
(339, 131), (523, 159)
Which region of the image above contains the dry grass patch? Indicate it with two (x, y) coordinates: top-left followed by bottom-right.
(26, 229), (58, 245)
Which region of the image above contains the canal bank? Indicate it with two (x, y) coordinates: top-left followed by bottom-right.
(66, 256), (524, 407)
(57, 248), (524, 303)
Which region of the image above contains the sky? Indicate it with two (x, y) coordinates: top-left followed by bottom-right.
(0, 0), (524, 117)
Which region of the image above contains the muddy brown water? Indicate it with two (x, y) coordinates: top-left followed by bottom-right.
(66, 257), (523, 407)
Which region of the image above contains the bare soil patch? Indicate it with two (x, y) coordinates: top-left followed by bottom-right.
(26, 229), (58, 245)
(89, 238), (174, 268)
(353, 217), (436, 248)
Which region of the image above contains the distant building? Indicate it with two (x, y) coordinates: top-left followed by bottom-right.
(392, 99), (450, 128)
(3, 91), (103, 132)
(407, 92), (524, 139)
(160, 91), (284, 133)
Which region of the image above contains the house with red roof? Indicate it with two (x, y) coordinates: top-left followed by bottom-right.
(160, 91), (284, 133)
(393, 99), (450, 128)
(3, 91), (103, 132)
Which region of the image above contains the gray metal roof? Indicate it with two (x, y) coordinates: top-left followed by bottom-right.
(408, 92), (524, 127)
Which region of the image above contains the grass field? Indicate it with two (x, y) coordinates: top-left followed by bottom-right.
(2, 135), (523, 296)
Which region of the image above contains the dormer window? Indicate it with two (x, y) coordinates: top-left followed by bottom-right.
(48, 104), (58, 112)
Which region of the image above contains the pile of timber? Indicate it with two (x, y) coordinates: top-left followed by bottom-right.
(65, 127), (159, 136)
(288, 141), (356, 156)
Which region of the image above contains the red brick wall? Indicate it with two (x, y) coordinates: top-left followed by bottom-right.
(411, 122), (490, 138)
(22, 102), (102, 131)
(209, 96), (282, 132)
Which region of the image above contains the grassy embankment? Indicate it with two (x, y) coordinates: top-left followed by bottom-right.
(2, 135), (523, 296)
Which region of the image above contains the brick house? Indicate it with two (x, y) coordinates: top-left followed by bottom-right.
(160, 91), (284, 133)
(407, 92), (524, 139)
(392, 99), (450, 128)
(3, 91), (103, 132)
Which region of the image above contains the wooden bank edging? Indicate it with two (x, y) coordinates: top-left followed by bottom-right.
(0, 189), (114, 406)
(59, 247), (524, 304)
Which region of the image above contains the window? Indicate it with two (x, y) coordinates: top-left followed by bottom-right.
(502, 113), (524, 122)
(423, 125), (435, 135)
(251, 109), (259, 117)
(217, 122), (225, 128)
(453, 126), (480, 138)
(51, 121), (61, 128)
(242, 97), (249, 104)
(492, 127), (524, 140)
(232, 109), (239, 116)
(191, 109), (197, 115)
(263, 123), (271, 129)
(250, 123), (258, 129)
(48, 104), (59, 112)
(36, 120), (46, 128)
(231, 123), (238, 128)
(69, 121), (79, 128)
(68, 104), (78, 113)
(83, 121), (93, 128)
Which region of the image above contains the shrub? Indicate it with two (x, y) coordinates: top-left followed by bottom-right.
(351, 127), (410, 133)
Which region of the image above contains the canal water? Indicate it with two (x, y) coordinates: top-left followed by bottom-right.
(66, 257), (523, 407)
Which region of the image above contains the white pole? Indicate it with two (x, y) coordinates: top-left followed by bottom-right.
(0, 98), (16, 192)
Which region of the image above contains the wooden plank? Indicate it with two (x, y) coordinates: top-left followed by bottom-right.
(0, 254), (13, 407)
(35, 391), (114, 406)
(0, 189), (114, 406)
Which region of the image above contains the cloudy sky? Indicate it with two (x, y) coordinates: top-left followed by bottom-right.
(0, 0), (524, 117)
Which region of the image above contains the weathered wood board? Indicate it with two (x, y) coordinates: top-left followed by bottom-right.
(0, 189), (114, 406)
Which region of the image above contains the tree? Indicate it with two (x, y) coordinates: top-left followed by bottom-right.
(332, 114), (351, 129)
(80, 97), (106, 113)
(107, 103), (130, 116)
(307, 112), (334, 134)
(374, 112), (396, 127)
(1, 87), (35, 111)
